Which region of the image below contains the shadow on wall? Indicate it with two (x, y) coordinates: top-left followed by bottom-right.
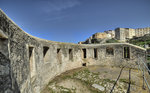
(0, 52), (20, 93)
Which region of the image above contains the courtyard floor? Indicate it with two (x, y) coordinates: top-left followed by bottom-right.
(41, 65), (150, 93)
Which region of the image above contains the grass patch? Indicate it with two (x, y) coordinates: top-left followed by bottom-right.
(106, 38), (119, 43)
(56, 85), (73, 93)
(104, 71), (108, 73)
(119, 79), (135, 85)
(103, 79), (115, 83)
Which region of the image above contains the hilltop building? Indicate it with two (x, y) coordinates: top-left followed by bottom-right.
(104, 30), (115, 38)
(115, 28), (135, 42)
(115, 27), (150, 42)
(135, 27), (150, 37)
(92, 32), (108, 39)
(93, 30), (115, 39)
(79, 30), (115, 44)
(80, 27), (150, 44)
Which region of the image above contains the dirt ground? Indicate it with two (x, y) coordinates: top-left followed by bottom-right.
(41, 65), (150, 93)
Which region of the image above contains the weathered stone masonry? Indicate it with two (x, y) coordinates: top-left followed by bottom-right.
(0, 9), (147, 93)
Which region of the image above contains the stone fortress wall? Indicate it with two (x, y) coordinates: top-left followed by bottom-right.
(0, 9), (147, 93)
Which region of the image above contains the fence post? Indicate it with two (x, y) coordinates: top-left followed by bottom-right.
(142, 65), (146, 90)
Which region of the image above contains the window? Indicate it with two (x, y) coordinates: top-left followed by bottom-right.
(29, 47), (35, 78)
(69, 49), (73, 60)
(0, 35), (8, 56)
(106, 47), (114, 55)
(57, 49), (60, 54)
(43, 46), (49, 62)
(57, 48), (61, 63)
(0, 29), (8, 39)
(43, 46), (49, 57)
(82, 63), (86, 66)
(82, 49), (86, 58)
(124, 47), (130, 58)
(29, 47), (34, 60)
(94, 48), (98, 59)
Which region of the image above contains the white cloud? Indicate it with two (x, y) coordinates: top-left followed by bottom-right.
(42, 0), (80, 13)
(39, 0), (80, 21)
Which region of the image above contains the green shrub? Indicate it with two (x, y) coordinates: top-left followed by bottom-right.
(106, 38), (119, 43)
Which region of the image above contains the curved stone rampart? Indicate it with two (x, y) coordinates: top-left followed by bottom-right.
(0, 9), (146, 93)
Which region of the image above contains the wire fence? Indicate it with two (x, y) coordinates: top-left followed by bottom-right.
(137, 56), (150, 92)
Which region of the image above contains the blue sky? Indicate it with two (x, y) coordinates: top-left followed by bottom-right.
(0, 0), (150, 43)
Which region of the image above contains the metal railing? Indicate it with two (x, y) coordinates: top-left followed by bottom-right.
(137, 56), (150, 92)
